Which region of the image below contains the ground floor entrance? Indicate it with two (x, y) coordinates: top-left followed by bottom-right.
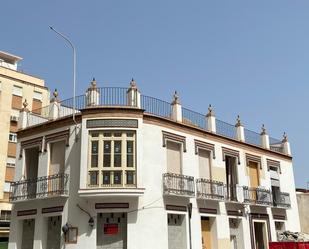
(253, 220), (269, 249)
(201, 217), (212, 249)
(21, 219), (35, 249)
(97, 212), (127, 249)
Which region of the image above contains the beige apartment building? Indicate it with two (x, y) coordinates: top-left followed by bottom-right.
(0, 51), (49, 243)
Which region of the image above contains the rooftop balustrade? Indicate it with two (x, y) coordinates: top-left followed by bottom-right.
(19, 82), (289, 155)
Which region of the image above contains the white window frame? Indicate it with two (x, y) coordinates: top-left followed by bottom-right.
(33, 91), (43, 101)
(4, 182), (11, 192)
(88, 130), (136, 187)
(9, 133), (17, 143)
(12, 85), (22, 97)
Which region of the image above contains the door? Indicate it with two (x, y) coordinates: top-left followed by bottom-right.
(226, 156), (238, 201)
(198, 149), (211, 179)
(253, 221), (268, 249)
(166, 141), (182, 174)
(21, 219), (35, 249)
(49, 141), (66, 195)
(97, 213), (127, 249)
(248, 161), (259, 188)
(46, 216), (61, 249)
(201, 217), (212, 249)
(248, 161), (259, 202)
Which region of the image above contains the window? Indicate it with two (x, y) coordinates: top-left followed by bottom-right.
(12, 85), (22, 96)
(0, 211), (11, 221)
(8, 133), (17, 143)
(88, 131), (136, 187)
(33, 91), (42, 101)
(6, 157), (15, 167)
(4, 182), (10, 192)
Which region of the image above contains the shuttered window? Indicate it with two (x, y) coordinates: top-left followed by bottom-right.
(12, 85), (22, 96)
(166, 141), (182, 174)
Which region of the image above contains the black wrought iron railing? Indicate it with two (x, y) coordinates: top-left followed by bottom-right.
(196, 179), (224, 200)
(182, 107), (207, 129)
(10, 173), (69, 202)
(272, 191), (291, 208)
(163, 173), (195, 197)
(216, 119), (237, 140)
(141, 95), (172, 119)
(243, 187), (272, 205)
(223, 184), (243, 202)
(26, 86), (285, 154)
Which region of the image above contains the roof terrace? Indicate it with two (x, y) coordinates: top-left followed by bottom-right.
(18, 78), (289, 155)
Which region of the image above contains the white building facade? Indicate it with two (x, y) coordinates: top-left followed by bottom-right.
(8, 79), (300, 249)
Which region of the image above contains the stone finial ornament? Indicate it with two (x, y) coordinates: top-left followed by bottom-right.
(53, 89), (58, 99)
(22, 99), (29, 111)
(282, 132), (288, 143)
(172, 91), (180, 105)
(206, 104), (215, 117)
(130, 78), (137, 89)
(261, 124), (267, 135)
(235, 115), (242, 127)
(90, 78), (97, 89)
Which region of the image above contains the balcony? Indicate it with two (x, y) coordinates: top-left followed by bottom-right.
(223, 184), (244, 202)
(273, 191), (291, 208)
(243, 187), (272, 206)
(196, 179), (224, 200)
(10, 173), (69, 202)
(163, 173), (195, 197)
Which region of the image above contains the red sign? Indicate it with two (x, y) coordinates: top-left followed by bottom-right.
(104, 224), (118, 235)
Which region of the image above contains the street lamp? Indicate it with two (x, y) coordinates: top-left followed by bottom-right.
(49, 26), (77, 125)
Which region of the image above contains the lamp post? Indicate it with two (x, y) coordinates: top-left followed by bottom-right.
(49, 26), (77, 124)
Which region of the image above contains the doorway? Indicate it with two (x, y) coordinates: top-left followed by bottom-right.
(46, 216), (61, 249)
(21, 219), (35, 249)
(97, 213), (127, 249)
(253, 221), (268, 249)
(225, 156), (238, 201)
(201, 217), (212, 249)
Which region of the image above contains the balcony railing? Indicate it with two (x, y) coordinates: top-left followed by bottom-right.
(10, 173), (69, 202)
(163, 173), (195, 197)
(25, 86), (285, 154)
(223, 184), (244, 202)
(196, 179), (224, 200)
(273, 191), (291, 208)
(243, 187), (272, 205)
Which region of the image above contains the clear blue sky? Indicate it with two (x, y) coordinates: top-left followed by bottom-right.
(2, 1), (309, 187)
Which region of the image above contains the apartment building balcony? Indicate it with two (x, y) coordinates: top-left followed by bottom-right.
(243, 187), (272, 206)
(79, 170), (145, 198)
(196, 179), (224, 200)
(163, 173), (195, 197)
(272, 191), (291, 208)
(10, 173), (69, 202)
(223, 184), (245, 203)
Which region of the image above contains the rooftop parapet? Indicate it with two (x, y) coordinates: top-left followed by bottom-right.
(19, 79), (288, 155)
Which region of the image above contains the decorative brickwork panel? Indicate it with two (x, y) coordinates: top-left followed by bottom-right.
(5, 167), (15, 182)
(11, 95), (22, 110)
(7, 142), (17, 157)
(10, 122), (18, 133)
(32, 99), (42, 114)
(86, 119), (138, 128)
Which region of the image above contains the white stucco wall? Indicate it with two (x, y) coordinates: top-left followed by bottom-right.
(8, 112), (300, 249)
